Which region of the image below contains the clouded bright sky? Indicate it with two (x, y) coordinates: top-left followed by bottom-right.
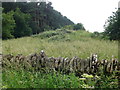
(49, 0), (119, 32)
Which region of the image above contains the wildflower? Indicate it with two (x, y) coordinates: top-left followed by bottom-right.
(95, 75), (100, 79)
(2, 85), (8, 88)
(81, 84), (89, 88)
(79, 78), (86, 81)
(81, 73), (93, 78)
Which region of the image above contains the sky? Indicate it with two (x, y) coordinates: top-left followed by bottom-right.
(49, 0), (119, 32)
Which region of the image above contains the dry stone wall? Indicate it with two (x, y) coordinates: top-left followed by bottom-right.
(1, 50), (119, 75)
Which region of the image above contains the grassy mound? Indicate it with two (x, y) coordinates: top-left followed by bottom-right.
(2, 29), (118, 59)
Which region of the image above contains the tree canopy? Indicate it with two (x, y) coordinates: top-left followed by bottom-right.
(13, 8), (32, 38)
(73, 23), (85, 30)
(2, 2), (74, 39)
(104, 9), (120, 40)
(2, 10), (15, 39)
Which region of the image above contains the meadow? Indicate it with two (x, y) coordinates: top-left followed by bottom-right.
(2, 29), (119, 88)
(2, 29), (118, 60)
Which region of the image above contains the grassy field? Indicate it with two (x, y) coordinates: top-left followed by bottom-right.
(2, 29), (119, 88)
(2, 29), (118, 60)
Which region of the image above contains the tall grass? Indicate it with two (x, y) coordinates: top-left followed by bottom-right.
(2, 30), (118, 60)
(2, 69), (118, 88)
(2, 70), (88, 88)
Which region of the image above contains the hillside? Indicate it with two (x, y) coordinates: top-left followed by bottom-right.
(2, 29), (119, 88)
(2, 2), (74, 39)
(1, 1), (120, 88)
(2, 29), (118, 60)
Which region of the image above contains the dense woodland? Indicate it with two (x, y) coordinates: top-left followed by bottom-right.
(2, 2), (85, 39)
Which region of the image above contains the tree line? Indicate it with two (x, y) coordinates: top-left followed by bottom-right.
(104, 8), (120, 40)
(2, 2), (76, 39)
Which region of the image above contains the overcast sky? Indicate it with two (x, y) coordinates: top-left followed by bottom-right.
(49, 0), (119, 32)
